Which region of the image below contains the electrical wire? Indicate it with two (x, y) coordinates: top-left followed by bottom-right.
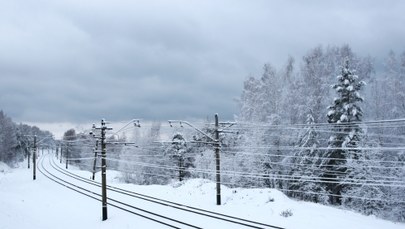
(103, 158), (405, 187)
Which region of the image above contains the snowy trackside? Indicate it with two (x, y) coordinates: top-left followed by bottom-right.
(0, 162), (403, 229)
(0, 162), (10, 173)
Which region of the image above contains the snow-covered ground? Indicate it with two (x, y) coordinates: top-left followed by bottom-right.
(0, 155), (403, 229)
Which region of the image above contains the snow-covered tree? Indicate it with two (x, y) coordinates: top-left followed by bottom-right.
(62, 129), (77, 167)
(139, 122), (169, 185)
(119, 127), (143, 183)
(301, 46), (334, 123)
(239, 76), (261, 122)
(287, 113), (329, 203)
(386, 151), (405, 222)
(0, 111), (18, 165)
(15, 124), (33, 165)
(0, 110), (54, 167)
(301, 45), (373, 124)
(324, 58), (365, 204)
(341, 147), (387, 217)
(166, 133), (194, 181)
(258, 64), (283, 123)
(239, 63), (284, 124)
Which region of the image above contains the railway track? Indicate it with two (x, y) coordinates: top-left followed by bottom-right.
(39, 153), (284, 229)
(38, 154), (200, 228)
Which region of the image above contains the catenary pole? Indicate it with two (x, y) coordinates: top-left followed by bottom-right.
(60, 144), (63, 164)
(66, 142), (69, 169)
(101, 119), (108, 221)
(33, 135), (37, 180)
(215, 114), (221, 205)
(28, 148), (30, 169)
(92, 140), (99, 180)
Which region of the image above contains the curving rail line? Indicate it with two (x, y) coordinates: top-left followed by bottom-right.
(39, 153), (285, 229)
(38, 155), (200, 228)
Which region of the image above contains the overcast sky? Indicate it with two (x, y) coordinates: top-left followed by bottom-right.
(1, 0), (405, 126)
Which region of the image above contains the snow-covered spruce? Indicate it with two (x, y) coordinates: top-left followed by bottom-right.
(324, 58), (365, 205)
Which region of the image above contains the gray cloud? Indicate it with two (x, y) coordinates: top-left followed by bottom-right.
(1, 0), (405, 123)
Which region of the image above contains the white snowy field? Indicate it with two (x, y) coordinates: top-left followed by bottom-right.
(0, 156), (403, 229)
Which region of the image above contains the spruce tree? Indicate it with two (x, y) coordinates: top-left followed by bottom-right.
(324, 59), (365, 204)
(169, 133), (187, 181)
(166, 133), (194, 182)
(288, 113), (329, 203)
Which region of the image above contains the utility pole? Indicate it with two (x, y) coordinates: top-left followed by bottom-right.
(100, 119), (110, 221)
(33, 135), (37, 180)
(214, 114), (221, 205)
(168, 115), (226, 205)
(60, 144), (63, 164)
(92, 140), (99, 180)
(66, 142), (69, 169)
(179, 157), (184, 182)
(89, 119), (138, 221)
(27, 148), (30, 169)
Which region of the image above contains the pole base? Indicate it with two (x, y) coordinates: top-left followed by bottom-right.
(102, 206), (108, 221)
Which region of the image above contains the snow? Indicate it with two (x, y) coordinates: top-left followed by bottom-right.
(1, 155), (404, 229)
(344, 104), (352, 110)
(0, 162), (10, 173)
(340, 114), (348, 122)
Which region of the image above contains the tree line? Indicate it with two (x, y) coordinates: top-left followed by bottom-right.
(61, 44), (404, 222)
(235, 44), (404, 221)
(0, 110), (54, 167)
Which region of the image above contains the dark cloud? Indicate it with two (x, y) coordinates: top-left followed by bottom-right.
(1, 0), (404, 123)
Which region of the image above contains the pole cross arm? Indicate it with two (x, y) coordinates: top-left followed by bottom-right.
(168, 120), (217, 143)
(189, 140), (218, 145)
(37, 136), (54, 144)
(112, 119), (141, 136)
(106, 142), (138, 146)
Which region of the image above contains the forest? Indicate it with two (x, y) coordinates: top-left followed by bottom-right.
(0, 111), (54, 167)
(1, 44), (404, 222)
